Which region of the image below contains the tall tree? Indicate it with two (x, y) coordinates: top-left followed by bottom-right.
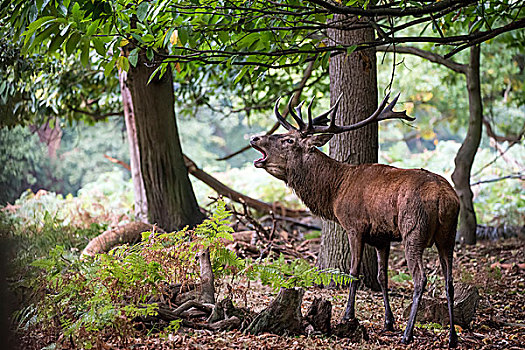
(317, 15), (380, 290)
(123, 48), (204, 230)
(451, 44), (482, 245)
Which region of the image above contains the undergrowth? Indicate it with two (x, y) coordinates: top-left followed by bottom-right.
(8, 200), (353, 348)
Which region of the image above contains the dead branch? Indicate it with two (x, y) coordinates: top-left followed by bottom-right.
(103, 154), (131, 171)
(183, 154), (308, 218)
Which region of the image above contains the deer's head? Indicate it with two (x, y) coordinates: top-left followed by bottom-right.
(250, 93), (413, 181)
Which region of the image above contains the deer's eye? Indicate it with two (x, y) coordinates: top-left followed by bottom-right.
(285, 139), (294, 144)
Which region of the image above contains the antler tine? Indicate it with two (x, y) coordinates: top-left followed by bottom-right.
(287, 95), (306, 129)
(376, 92), (415, 122)
(327, 93), (343, 131)
(304, 92), (414, 135)
(274, 97), (294, 130)
(308, 92), (343, 130)
(306, 97), (315, 130)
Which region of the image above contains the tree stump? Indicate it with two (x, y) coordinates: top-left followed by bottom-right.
(245, 287), (305, 335)
(305, 297), (332, 335)
(333, 318), (369, 342)
(403, 282), (480, 328)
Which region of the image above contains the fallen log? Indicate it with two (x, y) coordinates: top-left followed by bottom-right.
(103, 152), (308, 217)
(81, 222), (161, 258)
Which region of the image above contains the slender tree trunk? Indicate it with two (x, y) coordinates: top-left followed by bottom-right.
(318, 15), (380, 291)
(452, 45), (482, 245)
(119, 70), (148, 221)
(124, 49), (205, 231)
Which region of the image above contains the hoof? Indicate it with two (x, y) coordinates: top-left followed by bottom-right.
(448, 334), (458, 348)
(334, 318), (369, 342)
(382, 322), (395, 332)
(400, 335), (413, 345)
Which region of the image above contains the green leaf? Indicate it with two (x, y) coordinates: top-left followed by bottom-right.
(237, 33), (259, 49)
(142, 34), (155, 43)
(136, 2), (149, 22)
(65, 32), (81, 55)
(0, 81), (6, 95)
(218, 31), (229, 44)
(48, 31), (68, 53)
(26, 16), (55, 35)
(92, 37), (106, 56)
(128, 47), (139, 67)
(146, 47), (153, 61)
(116, 56), (129, 72)
(86, 20), (99, 36)
(178, 26), (188, 45)
(346, 45), (357, 55)
(25, 23), (59, 54)
(80, 39), (90, 67)
(233, 66), (249, 84)
(147, 63), (167, 84)
(104, 57), (116, 77)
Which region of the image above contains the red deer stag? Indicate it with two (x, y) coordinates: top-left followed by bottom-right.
(250, 93), (459, 347)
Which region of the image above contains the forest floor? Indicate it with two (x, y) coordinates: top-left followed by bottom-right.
(17, 236), (524, 349)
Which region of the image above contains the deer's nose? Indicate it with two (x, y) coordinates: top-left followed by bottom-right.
(250, 136), (260, 142)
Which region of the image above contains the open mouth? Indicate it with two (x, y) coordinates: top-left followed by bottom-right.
(251, 143), (267, 167)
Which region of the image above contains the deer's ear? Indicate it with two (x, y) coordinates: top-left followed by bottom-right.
(306, 134), (333, 148)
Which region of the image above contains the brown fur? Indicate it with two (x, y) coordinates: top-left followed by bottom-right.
(251, 129), (459, 347)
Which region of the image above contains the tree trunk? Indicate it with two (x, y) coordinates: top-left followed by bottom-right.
(119, 70), (148, 221)
(124, 49), (205, 231)
(318, 15), (380, 291)
(452, 45), (482, 245)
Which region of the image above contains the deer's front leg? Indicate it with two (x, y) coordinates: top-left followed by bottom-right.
(342, 231), (364, 321)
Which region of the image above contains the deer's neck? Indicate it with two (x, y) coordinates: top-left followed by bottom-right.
(286, 150), (347, 221)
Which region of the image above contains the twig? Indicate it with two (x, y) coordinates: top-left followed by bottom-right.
(470, 173), (524, 186)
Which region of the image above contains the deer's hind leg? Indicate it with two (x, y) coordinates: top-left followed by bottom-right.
(436, 228), (458, 348)
(400, 233), (427, 344)
(376, 244), (394, 331)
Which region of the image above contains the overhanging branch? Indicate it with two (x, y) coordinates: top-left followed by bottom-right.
(306, 0), (476, 17)
(377, 45), (467, 74)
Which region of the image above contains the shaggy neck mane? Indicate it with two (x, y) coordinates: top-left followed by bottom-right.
(286, 149), (347, 221)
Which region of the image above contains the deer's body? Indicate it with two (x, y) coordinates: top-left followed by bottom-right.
(251, 94), (459, 347)
(288, 150), (459, 249)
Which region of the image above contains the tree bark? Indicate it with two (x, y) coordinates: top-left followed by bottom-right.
(119, 70), (148, 221)
(318, 15), (380, 291)
(124, 49), (205, 231)
(452, 45), (482, 245)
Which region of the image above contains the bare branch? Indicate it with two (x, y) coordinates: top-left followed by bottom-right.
(471, 173), (524, 186)
(377, 45), (467, 74)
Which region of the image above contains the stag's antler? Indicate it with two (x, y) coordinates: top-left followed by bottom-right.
(274, 93), (415, 134)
